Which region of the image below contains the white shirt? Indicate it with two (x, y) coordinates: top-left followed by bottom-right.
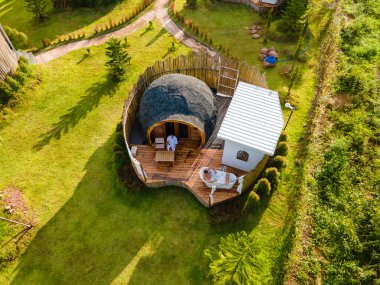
(167, 135), (178, 151)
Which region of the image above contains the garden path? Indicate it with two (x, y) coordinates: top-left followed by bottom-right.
(34, 0), (214, 64)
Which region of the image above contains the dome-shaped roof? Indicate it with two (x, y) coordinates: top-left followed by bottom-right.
(138, 74), (216, 138)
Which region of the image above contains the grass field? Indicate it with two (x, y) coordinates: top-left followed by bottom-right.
(0, 3), (321, 284)
(0, 0), (146, 48)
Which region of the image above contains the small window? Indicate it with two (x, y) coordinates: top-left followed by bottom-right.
(236, 150), (249, 162)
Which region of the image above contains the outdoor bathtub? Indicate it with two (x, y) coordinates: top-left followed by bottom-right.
(199, 167), (237, 190)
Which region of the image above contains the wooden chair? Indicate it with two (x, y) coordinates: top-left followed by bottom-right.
(154, 137), (165, 150)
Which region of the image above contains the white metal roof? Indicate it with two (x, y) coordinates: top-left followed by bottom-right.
(217, 81), (284, 155)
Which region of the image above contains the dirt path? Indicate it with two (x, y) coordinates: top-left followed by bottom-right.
(34, 0), (214, 64)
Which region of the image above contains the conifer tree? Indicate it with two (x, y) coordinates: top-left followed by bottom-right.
(204, 231), (271, 284)
(105, 38), (132, 82)
(25, 0), (48, 22)
(279, 0), (308, 38)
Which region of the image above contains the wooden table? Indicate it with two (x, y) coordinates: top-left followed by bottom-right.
(155, 151), (175, 166)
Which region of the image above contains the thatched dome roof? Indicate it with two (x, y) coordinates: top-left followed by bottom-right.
(138, 74), (216, 138)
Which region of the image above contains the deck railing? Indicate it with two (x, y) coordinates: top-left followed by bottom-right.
(122, 52), (268, 193)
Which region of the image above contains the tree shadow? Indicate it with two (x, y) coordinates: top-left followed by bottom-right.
(145, 28), (166, 47)
(12, 134), (257, 284)
(33, 78), (118, 151)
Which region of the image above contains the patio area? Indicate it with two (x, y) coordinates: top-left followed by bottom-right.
(134, 144), (247, 207)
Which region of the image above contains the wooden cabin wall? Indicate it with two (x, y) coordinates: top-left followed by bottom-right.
(0, 31), (18, 80)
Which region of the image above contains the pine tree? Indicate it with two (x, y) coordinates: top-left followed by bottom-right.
(204, 231), (271, 284)
(25, 0), (48, 22)
(279, 0), (308, 38)
(105, 38), (132, 82)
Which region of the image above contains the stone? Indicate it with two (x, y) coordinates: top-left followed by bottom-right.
(261, 47), (269, 54)
(252, 34), (260, 39)
(5, 205), (11, 210)
(256, 25), (263, 30)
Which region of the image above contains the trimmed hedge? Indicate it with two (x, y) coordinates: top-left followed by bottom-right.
(264, 167), (280, 192)
(254, 178), (271, 197)
(274, 142), (289, 156)
(269, 155), (287, 171)
(243, 191), (260, 213)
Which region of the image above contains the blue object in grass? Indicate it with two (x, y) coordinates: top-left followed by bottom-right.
(265, 56), (277, 64)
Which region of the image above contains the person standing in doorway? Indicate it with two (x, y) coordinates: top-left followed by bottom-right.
(167, 134), (178, 151)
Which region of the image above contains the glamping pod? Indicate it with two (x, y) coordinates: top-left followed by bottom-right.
(138, 74), (216, 148)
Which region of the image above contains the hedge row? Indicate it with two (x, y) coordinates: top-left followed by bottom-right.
(0, 57), (32, 107)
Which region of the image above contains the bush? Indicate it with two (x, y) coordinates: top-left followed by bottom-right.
(112, 143), (124, 152)
(114, 131), (125, 146)
(5, 77), (22, 92)
(269, 156), (287, 171)
(264, 167), (280, 191)
(243, 191), (260, 213)
(279, 131), (288, 142)
(12, 70), (27, 85)
(186, 0), (197, 8)
(3, 25), (28, 49)
(18, 60), (32, 76)
(274, 142), (289, 156)
(0, 81), (14, 104)
(254, 178), (271, 197)
(113, 151), (126, 174)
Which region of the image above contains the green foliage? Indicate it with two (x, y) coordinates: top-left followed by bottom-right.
(5, 76), (22, 92)
(112, 150), (126, 174)
(274, 142), (288, 156)
(25, 0), (48, 22)
(69, 0), (119, 8)
(278, 0), (308, 38)
(269, 156), (287, 171)
(263, 167), (280, 192)
(204, 231), (271, 284)
(244, 191), (260, 213)
(254, 178), (271, 197)
(279, 131), (288, 142)
(114, 131), (125, 147)
(0, 81), (14, 104)
(105, 37), (132, 81)
(263, 8), (273, 44)
(186, 0), (197, 8)
(3, 25), (28, 49)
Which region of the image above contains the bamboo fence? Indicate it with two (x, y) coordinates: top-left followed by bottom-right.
(122, 52), (268, 192)
(0, 27), (18, 80)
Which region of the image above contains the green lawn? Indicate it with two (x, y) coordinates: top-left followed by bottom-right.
(0, 22), (243, 284)
(173, 1), (321, 282)
(0, 4), (321, 284)
(174, 0), (299, 90)
(0, 0), (146, 48)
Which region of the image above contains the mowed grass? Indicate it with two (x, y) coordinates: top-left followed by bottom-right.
(0, 0), (146, 48)
(0, 22), (250, 284)
(174, 1), (320, 282)
(174, 0), (298, 89)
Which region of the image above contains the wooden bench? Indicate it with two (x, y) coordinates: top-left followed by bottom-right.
(155, 151), (175, 166)
(154, 137), (165, 150)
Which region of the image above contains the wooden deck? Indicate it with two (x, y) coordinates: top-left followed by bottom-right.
(134, 145), (247, 207)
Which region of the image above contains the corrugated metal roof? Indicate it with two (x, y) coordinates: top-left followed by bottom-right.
(217, 81), (284, 155)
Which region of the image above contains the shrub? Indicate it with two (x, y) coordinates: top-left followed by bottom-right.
(243, 191), (260, 213)
(3, 25), (28, 49)
(12, 70), (27, 85)
(279, 131), (288, 142)
(5, 77), (22, 92)
(113, 151), (126, 174)
(18, 60), (32, 76)
(254, 178), (271, 197)
(105, 37), (132, 81)
(264, 167), (280, 191)
(112, 143), (124, 152)
(186, 0), (197, 8)
(114, 131), (125, 146)
(269, 156), (287, 171)
(0, 81), (14, 104)
(274, 142), (289, 156)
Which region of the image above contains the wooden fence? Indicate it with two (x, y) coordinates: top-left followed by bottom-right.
(122, 52), (268, 192)
(0, 26), (18, 80)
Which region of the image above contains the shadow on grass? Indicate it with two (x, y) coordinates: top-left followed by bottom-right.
(145, 28), (166, 47)
(12, 135), (258, 284)
(33, 78), (118, 151)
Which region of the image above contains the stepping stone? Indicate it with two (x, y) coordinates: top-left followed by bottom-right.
(252, 34), (260, 39)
